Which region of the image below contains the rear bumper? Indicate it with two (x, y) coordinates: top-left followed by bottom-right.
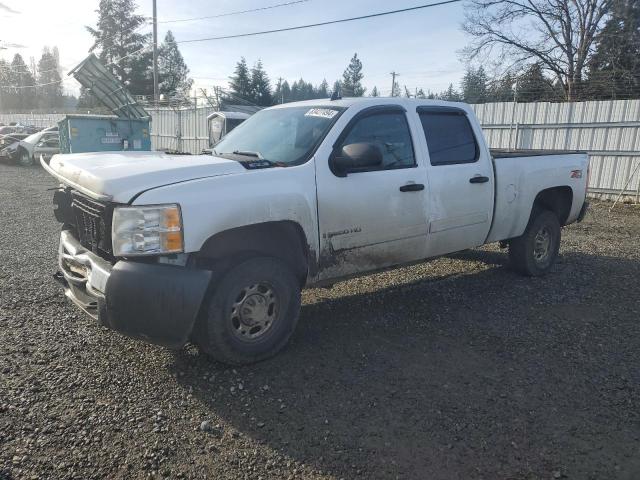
(57, 230), (211, 348)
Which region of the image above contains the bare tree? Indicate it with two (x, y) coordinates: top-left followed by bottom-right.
(462, 0), (611, 100)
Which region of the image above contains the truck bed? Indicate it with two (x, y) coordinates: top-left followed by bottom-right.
(491, 148), (587, 159)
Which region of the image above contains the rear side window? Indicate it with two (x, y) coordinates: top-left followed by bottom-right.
(419, 111), (479, 166)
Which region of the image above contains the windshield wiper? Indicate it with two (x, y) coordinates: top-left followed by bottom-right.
(231, 150), (264, 159)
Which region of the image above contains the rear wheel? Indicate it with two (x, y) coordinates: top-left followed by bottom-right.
(196, 256), (301, 365)
(509, 209), (561, 276)
(18, 149), (34, 167)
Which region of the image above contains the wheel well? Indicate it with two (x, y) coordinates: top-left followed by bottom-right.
(532, 186), (573, 225)
(194, 221), (310, 285)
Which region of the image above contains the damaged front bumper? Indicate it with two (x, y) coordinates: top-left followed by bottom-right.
(56, 230), (211, 348)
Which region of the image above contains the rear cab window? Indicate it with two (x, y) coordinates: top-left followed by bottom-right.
(417, 107), (479, 166)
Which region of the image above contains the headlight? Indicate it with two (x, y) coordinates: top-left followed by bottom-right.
(112, 204), (184, 257)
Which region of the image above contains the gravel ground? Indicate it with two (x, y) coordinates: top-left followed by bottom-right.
(1, 163), (639, 480)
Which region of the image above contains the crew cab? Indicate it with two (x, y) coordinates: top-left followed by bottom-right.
(42, 98), (589, 365)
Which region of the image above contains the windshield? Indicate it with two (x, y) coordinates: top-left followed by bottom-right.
(214, 106), (344, 166)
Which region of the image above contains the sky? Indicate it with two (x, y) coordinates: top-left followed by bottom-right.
(0, 0), (470, 97)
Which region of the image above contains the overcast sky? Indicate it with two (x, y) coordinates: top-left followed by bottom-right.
(0, 0), (469, 96)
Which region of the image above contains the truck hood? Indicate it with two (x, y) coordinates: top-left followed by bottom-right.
(46, 151), (246, 203)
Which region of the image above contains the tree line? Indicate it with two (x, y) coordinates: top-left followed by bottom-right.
(226, 53), (367, 106)
(0, 48), (76, 110)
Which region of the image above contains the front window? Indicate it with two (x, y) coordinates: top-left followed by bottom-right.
(214, 106), (344, 166)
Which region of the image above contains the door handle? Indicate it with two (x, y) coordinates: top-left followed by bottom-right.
(469, 176), (489, 184)
(399, 183), (425, 192)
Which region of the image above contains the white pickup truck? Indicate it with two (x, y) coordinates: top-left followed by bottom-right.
(43, 98), (589, 365)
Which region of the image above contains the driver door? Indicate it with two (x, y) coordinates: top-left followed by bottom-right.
(315, 105), (429, 281)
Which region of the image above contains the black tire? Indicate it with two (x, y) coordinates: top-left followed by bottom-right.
(18, 149), (34, 167)
(197, 256), (301, 365)
(509, 209), (561, 277)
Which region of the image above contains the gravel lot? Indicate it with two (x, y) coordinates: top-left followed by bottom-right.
(1, 163), (639, 480)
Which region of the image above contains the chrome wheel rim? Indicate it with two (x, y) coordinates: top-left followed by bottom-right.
(533, 226), (552, 263)
(229, 283), (278, 342)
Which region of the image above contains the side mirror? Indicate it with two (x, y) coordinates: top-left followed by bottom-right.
(330, 142), (383, 177)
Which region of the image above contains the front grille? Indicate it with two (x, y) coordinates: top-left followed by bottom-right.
(70, 192), (113, 256)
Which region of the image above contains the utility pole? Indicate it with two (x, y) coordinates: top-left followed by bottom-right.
(277, 77), (284, 104)
(390, 71), (399, 97)
(152, 0), (159, 106)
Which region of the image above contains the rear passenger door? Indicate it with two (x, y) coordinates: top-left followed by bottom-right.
(417, 106), (494, 257)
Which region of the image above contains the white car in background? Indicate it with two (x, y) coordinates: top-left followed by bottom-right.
(16, 126), (60, 166)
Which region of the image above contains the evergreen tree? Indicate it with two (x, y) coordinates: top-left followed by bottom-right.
(290, 79), (301, 102)
(228, 57), (252, 102)
(86, 0), (152, 96)
(516, 63), (560, 102)
(487, 73), (515, 102)
(440, 83), (461, 101)
(588, 0), (640, 99)
(77, 86), (102, 110)
(331, 80), (342, 97)
(461, 66), (488, 103)
(250, 60), (272, 106)
(0, 58), (10, 111)
(3, 54), (36, 110)
(416, 88), (427, 99)
(281, 80), (291, 103)
(316, 79), (329, 98)
(370, 86), (380, 97)
(158, 31), (193, 99)
(341, 53), (366, 97)
(302, 80), (315, 100)
(36, 47), (63, 109)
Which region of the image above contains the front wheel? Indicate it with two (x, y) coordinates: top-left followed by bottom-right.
(509, 209), (561, 276)
(196, 256), (301, 365)
(18, 149), (34, 167)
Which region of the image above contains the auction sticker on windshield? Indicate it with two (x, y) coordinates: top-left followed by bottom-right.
(305, 108), (339, 119)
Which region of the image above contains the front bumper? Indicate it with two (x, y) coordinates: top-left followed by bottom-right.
(57, 230), (212, 348)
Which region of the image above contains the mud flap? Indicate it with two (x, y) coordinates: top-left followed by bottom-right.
(103, 262), (211, 349)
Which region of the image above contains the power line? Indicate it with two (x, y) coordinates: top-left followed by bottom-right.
(177, 0), (463, 44)
(159, 0), (311, 24)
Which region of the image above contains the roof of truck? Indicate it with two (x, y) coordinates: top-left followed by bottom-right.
(268, 96), (473, 112)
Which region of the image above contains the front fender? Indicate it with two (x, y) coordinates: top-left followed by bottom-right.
(132, 162), (320, 260)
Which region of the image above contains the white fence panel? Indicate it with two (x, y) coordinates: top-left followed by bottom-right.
(471, 99), (640, 200)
